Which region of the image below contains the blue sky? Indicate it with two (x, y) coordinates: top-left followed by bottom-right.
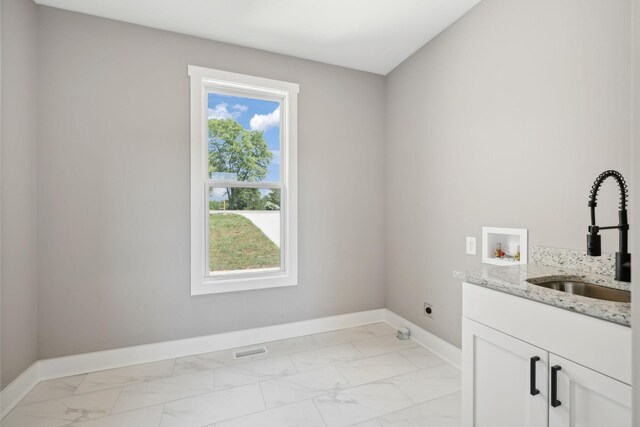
(208, 93), (280, 183)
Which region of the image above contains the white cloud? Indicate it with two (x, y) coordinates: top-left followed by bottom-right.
(271, 150), (280, 165)
(250, 106), (280, 132)
(208, 102), (247, 120)
(209, 187), (228, 202)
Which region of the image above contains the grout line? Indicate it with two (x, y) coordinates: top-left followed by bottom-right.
(32, 332), (386, 406)
(387, 367), (462, 406)
(213, 398), (328, 427)
(70, 359), (177, 396)
(387, 376), (419, 404)
(73, 376), (218, 422)
(310, 333), (322, 346)
(170, 358), (180, 377)
(61, 325), (393, 397)
(257, 381), (268, 410)
(108, 387), (126, 415)
(6, 324), (407, 424)
(287, 342), (365, 373)
(200, 389), (270, 426)
(73, 374), (90, 396)
(346, 417), (381, 427)
(286, 354), (299, 374)
(336, 350), (423, 389)
(395, 350), (421, 370)
(350, 341), (367, 359)
(4, 313), (388, 415)
(423, 388), (463, 403)
(93, 383), (254, 424)
(168, 358), (177, 379)
(157, 404), (167, 427)
(311, 325), (392, 347)
(14, 374), (87, 407)
(369, 388), (463, 425)
(311, 397), (330, 427)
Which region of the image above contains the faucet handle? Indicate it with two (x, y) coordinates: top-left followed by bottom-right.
(615, 252), (631, 282)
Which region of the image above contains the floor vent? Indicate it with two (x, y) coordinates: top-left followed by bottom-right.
(233, 346), (268, 359)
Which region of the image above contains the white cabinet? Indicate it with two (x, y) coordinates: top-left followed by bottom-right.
(549, 354), (631, 427)
(463, 318), (631, 427)
(463, 318), (548, 427)
(462, 283), (632, 427)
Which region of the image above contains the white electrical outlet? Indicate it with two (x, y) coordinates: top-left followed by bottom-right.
(466, 237), (477, 255)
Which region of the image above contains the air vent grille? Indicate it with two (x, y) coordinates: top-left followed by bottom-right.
(233, 346), (267, 359)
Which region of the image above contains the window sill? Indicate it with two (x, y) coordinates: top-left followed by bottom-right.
(191, 273), (298, 295)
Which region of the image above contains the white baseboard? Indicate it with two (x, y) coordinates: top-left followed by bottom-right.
(37, 309), (386, 381)
(1, 308), (385, 418)
(383, 309), (461, 369)
(0, 362), (39, 419)
(1, 307), (462, 419)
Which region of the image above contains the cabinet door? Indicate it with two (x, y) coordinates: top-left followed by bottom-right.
(548, 353), (631, 427)
(462, 318), (548, 427)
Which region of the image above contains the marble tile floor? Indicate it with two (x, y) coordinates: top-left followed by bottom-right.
(1, 323), (462, 427)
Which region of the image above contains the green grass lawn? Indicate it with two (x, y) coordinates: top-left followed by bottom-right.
(210, 213), (280, 272)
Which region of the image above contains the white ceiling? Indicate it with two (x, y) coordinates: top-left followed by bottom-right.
(34, 0), (481, 75)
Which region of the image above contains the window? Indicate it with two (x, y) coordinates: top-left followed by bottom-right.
(189, 66), (298, 295)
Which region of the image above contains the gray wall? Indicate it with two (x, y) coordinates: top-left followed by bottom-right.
(1, 0), (39, 388)
(36, 7), (386, 359)
(632, 0), (639, 423)
(2, 0), (632, 386)
(385, 0), (632, 348)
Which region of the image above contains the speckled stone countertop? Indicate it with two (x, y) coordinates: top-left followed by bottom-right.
(454, 262), (631, 327)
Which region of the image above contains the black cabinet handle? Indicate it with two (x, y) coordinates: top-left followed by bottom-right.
(551, 365), (562, 407)
(530, 356), (540, 396)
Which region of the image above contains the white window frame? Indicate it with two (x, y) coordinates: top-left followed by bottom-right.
(188, 66), (298, 295)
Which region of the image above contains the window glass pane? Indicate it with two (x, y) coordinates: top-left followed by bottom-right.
(208, 186), (281, 275)
(208, 93), (281, 183)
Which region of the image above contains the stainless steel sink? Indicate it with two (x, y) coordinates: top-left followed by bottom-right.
(526, 279), (630, 303)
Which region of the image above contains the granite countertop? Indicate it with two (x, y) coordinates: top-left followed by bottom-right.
(454, 263), (631, 327)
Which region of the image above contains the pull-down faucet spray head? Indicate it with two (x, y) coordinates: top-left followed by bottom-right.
(586, 231), (601, 257)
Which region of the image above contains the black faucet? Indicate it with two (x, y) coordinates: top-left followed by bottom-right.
(587, 170), (631, 282)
